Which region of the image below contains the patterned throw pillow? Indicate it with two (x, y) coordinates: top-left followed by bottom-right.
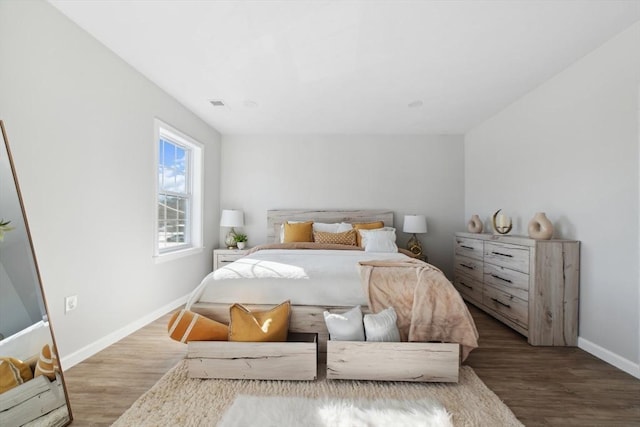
(167, 309), (229, 343)
(0, 357), (33, 393)
(313, 229), (357, 246)
(229, 300), (291, 342)
(34, 344), (57, 380)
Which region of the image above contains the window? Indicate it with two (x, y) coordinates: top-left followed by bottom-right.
(154, 119), (203, 259)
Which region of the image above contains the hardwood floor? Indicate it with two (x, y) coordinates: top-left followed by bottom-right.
(465, 306), (640, 426)
(63, 313), (186, 426)
(63, 305), (640, 426)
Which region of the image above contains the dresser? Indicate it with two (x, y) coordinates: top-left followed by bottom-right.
(453, 232), (580, 346)
(212, 248), (249, 270)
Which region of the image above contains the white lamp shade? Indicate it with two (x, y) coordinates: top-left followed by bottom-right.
(220, 209), (244, 227)
(403, 215), (427, 234)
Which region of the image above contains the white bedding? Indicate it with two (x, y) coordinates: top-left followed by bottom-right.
(186, 249), (410, 307)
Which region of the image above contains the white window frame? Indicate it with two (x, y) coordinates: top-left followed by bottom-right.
(153, 119), (203, 262)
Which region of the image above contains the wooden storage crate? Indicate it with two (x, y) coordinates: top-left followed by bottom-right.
(0, 375), (66, 427)
(326, 341), (459, 383)
(187, 332), (317, 381)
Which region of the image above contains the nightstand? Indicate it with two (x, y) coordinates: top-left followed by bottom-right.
(213, 248), (249, 270)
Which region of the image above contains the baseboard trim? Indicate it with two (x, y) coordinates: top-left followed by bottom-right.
(60, 294), (188, 370)
(578, 337), (640, 379)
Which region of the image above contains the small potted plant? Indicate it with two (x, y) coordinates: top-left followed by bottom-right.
(234, 233), (248, 250)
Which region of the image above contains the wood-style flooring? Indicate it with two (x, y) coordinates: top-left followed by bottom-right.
(63, 305), (640, 426)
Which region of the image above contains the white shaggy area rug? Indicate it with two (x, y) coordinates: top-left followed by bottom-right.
(112, 361), (523, 427)
(218, 395), (452, 427)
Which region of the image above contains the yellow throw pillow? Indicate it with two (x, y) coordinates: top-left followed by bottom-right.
(34, 344), (57, 380)
(229, 300), (291, 342)
(0, 357), (33, 394)
(283, 221), (313, 243)
(353, 221), (385, 246)
(313, 229), (357, 246)
(167, 309), (229, 343)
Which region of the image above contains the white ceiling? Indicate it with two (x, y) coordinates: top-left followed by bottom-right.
(49, 0), (640, 135)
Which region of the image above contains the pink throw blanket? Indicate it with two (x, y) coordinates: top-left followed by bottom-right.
(359, 258), (479, 361)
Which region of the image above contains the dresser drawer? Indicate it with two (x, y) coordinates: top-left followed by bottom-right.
(453, 272), (484, 305)
(483, 263), (529, 301)
(484, 284), (528, 328)
(454, 237), (483, 261)
(454, 256), (483, 281)
(484, 242), (530, 274)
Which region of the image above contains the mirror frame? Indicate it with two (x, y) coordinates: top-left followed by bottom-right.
(1, 120), (73, 426)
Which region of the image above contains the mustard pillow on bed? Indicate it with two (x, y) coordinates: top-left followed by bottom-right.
(313, 229), (357, 246)
(283, 221), (313, 243)
(34, 344), (57, 380)
(353, 221), (385, 246)
(0, 357), (33, 394)
(229, 300), (291, 342)
(167, 309), (229, 343)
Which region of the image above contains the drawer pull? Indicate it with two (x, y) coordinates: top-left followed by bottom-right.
(490, 274), (512, 284)
(492, 251), (513, 258)
(460, 263), (474, 270)
(460, 245), (474, 250)
(460, 282), (473, 290)
(491, 297), (511, 309)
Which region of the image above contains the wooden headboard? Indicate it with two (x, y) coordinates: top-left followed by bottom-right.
(267, 209), (394, 243)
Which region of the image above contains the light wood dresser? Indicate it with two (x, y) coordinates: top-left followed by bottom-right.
(453, 232), (580, 346)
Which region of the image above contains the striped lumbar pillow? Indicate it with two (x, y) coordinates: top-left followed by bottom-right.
(167, 309), (229, 343)
(34, 343), (57, 380)
(0, 357), (33, 393)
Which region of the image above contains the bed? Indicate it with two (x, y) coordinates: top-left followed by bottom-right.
(187, 209), (478, 361)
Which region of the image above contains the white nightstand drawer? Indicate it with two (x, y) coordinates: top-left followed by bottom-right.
(213, 248), (249, 270)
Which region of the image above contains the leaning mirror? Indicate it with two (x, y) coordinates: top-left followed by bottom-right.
(0, 120), (72, 426)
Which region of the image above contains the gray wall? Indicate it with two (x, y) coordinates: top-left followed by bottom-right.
(465, 22), (640, 375)
(0, 1), (221, 365)
(220, 135), (464, 278)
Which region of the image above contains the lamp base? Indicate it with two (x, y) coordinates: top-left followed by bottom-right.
(407, 233), (423, 258)
(225, 228), (238, 249)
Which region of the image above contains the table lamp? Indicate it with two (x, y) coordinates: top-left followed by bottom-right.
(220, 209), (244, 249)
(403, 214), (427, 258)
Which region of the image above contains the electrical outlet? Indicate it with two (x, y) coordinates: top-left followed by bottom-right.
(65, 295), (78, 314)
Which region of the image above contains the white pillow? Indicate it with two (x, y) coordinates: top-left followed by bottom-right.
(364, 307), (401, 342)
(359, 227), (398, 253)
(336, 222), (354, 232)
(313, 222), (340, 233)
(323, 306), (365, 341)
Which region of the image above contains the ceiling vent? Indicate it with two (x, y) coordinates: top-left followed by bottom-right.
(209, 100), (225, 107)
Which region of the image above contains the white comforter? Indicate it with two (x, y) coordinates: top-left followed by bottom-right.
(186, 249), (410, 307)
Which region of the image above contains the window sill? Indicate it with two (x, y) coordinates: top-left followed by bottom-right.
(153, 246), (203, 264)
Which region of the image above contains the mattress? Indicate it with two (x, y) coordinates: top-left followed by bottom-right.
(187, 249), (410, 307)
